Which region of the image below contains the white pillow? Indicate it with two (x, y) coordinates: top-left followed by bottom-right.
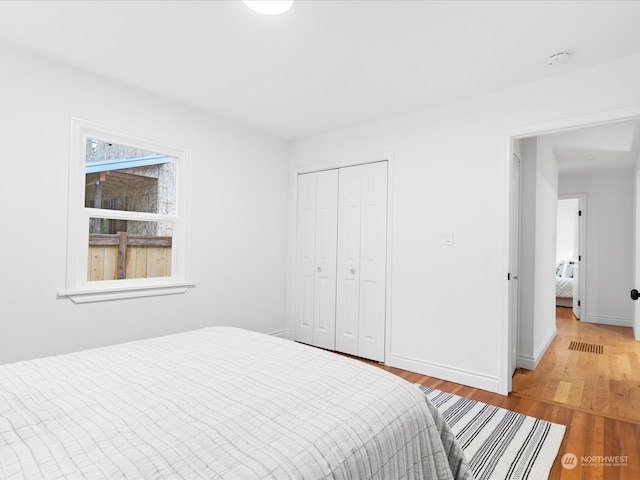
(561, 260), (574, 278)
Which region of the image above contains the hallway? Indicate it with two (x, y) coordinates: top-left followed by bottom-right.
(512, 307), (640, 424)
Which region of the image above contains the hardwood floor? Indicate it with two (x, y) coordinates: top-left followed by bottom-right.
(355, 308), (640, 479)
(513, 307), (640, 424)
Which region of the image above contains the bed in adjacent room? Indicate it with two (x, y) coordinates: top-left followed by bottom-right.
(555, 259), (574, 308)
(0, 326), (472, 480)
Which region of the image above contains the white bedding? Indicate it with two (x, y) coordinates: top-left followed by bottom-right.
(555, 259), (574, 299)
(556, 276), (573, 298)
(0, 327), (472, 480)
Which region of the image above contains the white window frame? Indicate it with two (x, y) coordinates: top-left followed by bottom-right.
(58, 118), (194, 303)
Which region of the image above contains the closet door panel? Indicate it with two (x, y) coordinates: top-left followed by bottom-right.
(358, 162), (388, 361)
(360, 280), (377, 339)
(312, 169), (338, 350)
(294, 174), (317, 345)
(335, 165), (362, 356)
(296, 162), (387, 360)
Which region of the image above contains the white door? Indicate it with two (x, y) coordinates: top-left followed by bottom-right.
(336, 162), (388, 361)
(509, 152), (521, 382)
(293, 170), (338, 349)
(293, 173), (317, 345)
(335, 166), (361, 356)
(572, 204), (581, 319)
(635, 169), (640, 340)
(313, 170), (339, 350)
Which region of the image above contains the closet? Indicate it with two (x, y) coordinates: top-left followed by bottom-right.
(293, 161), (388, 362)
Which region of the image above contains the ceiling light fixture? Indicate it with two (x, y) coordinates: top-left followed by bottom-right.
(547, 51), (571, 66)
(242, 0), (294, 15)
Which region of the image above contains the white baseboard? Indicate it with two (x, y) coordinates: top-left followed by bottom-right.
(387, 352), (501, 394)
(518, 327), (556, 370)
(582, 314), (633, 328)
(269, 329), (292, 340)
(517, 353), (536, 371)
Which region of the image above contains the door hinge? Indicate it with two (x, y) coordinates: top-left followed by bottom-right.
(578, 300), (581, 306)
(579, 210), (582, 216)
(579, 255), (581, 261)
(507, 272), (510, 280)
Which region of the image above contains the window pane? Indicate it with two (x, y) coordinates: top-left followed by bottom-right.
(85, 139), (176, 215)
(87, 219), (173, 281)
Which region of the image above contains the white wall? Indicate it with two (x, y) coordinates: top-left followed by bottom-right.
(559, 169), (635, 327)
(518, 137), (536, 369)
(289, 53), (640, 394)
(533, 136), (559, 366)
(557, 199), (578, 262)
(516, 137), (558, 370)
(0, 43), (289, 365)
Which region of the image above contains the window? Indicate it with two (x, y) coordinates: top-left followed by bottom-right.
(59, 119), (193, 303)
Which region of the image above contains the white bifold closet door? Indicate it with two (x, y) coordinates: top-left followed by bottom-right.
(293, 169), (338, 351)
(335, 162), (388, 362)
(293, 162), (387, 362)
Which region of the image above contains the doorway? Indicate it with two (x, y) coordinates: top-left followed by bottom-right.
(556, 195), (584, 320)
(506, 111), (640, 394)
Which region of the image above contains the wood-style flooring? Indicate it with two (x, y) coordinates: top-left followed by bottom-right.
(513, 307), (640, 424)
(355, 308), (640, 479)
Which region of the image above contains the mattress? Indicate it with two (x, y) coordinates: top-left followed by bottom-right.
(0, 327), (472, 480)
(556, 276), (573, 298)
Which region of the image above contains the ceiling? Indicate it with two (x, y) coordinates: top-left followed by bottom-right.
(545, 119), (640, 175)
(1, 1), (640, 141)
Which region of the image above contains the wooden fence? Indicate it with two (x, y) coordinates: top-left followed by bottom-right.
(88, 232), (172, 281)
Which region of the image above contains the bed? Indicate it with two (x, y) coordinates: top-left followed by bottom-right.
(555, 259), (574, 308)
(0, 326), (472, 480)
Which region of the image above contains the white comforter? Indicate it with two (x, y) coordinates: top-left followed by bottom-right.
(556, 276), (573, 298)
(0, 327), (472, 480)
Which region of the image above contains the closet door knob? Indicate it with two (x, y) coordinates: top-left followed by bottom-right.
(317, 266), (322, 272)
(350, 268), (356, 275)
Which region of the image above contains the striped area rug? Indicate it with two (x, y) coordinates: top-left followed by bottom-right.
(419, 386), (566, 480)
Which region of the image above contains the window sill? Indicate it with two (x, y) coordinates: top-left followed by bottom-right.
(58, 281), (195, 304)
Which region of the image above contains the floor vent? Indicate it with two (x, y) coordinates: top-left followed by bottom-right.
(568, 341), (603, 354)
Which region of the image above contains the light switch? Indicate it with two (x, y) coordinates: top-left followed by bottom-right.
(444, 232), (454, 246)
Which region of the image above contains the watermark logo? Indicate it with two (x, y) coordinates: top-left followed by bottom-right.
(561, 452), (630, 469)
(561, 453), (578, 470)
(581, 455), (629, 468)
